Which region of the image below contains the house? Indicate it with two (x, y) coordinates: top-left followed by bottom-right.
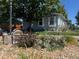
(23, 13), (68, 32)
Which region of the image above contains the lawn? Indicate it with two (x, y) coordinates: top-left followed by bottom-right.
(35, 31), (79, 36)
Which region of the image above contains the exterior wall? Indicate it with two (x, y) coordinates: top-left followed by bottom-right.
(42, 15), (67, 31)
(32, 22), (44, 31)
(47, 16), (57, 31)
(57, 16), (67, 31)
(58, 17), (64, 28)
(42, 17), (49, 30)
(23, 22), (29, 31)
(23, 14), (67, 32)
(34, 16), (58, 31)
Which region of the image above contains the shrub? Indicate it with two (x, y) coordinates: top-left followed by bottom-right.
(13, 34), (78, 51)
(19, 51), (28, 59)
(13, 34), (36, 47)
(34, 35), (65, 51)
(65, 36), (78, 45)
(34, 35), (79, 51)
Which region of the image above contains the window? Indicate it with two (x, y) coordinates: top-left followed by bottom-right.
(38, 19), (43, 26)
(50, 17), (54, 25)
(48, 17), (54, 26)
(38, 19), (42, 25)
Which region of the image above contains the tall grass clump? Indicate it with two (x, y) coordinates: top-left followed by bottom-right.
(19, 51), (28, 59)
(65, 36), (78, 45)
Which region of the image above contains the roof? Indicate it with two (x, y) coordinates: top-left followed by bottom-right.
(51, 13), (67, 21)
(44, 13), (67, 21)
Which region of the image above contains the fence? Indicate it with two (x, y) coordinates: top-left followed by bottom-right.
(0, 34), (36, 45)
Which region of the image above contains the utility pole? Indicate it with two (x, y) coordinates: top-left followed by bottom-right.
(10, 0), (13, 44)
(10, 0), (12, 35)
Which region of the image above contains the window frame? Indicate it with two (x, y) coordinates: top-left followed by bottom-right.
(38, 18), (44, 27)
(48, 16), (55, 27)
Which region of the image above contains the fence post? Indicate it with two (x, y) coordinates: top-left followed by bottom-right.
(11, 35), (13, 44)
(2, 35), (4, 44)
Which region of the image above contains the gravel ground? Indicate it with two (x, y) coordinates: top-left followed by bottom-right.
(0, 45), (79, 59)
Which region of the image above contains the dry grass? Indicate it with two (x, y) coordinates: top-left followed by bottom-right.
(0, 45), (79, 59)
(0, 36), (79, 59)
(65, 36), (78, 45)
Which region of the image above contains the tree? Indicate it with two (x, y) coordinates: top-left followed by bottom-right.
(2, 0), (60, 31)
(0, 0), (9, 23)
(66, 20), (77, 30)
(66, 20), (72, 29)
(57, 5), (67, 18)
(13, 0), (61, 19)
(0, 0), (67, 32)
(13, 0), (68, 31)
(75, 11), (79, 25)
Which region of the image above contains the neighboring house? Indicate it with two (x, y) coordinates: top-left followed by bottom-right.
(23, 13), (68, 32)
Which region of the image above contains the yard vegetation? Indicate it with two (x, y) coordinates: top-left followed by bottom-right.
(0, 36), (79, 59)
(35, 31), (79, 36)
(0, 34), (79, 59)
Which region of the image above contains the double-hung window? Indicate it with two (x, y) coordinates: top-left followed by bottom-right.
(38, 18), (44, 26)
(50, 17), (54, 25)
(48, 17), (54, 27)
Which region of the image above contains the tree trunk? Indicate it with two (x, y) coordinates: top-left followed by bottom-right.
(28, 20), (32, 34)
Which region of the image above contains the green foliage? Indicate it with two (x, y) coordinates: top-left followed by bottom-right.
(76, 30), (79, 32)
(66, 20), (77, 30)
(0, 0), (9, 23)
(13, 0), (62, 20)
(0, 0), (68, 32)
(35, 36), (65, 51)
(19, 52), (28, 59)
(35, 31), (79, 36)
(65, 36), (78, 45)
(75, 11), (79, 25)
(0, 0), (67, 23)
(34, 35), (79, 51)
(57, 5), (67, 18)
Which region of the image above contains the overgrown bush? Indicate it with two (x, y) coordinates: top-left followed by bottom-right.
(34, 35), (79, 51)
(13, 34), (78, 51)
(34, 35), (65, 51)
(13, 34), (36, 47)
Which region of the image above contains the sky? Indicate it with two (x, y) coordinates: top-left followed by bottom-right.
(61, 0), (79, 24)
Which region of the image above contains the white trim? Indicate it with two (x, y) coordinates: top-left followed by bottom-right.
(42, 18), (44, 26)
(38, 18), (44, 27)
(48, 17), (55, 27)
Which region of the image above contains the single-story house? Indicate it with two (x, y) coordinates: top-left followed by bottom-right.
(23, 13), (68, 32)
